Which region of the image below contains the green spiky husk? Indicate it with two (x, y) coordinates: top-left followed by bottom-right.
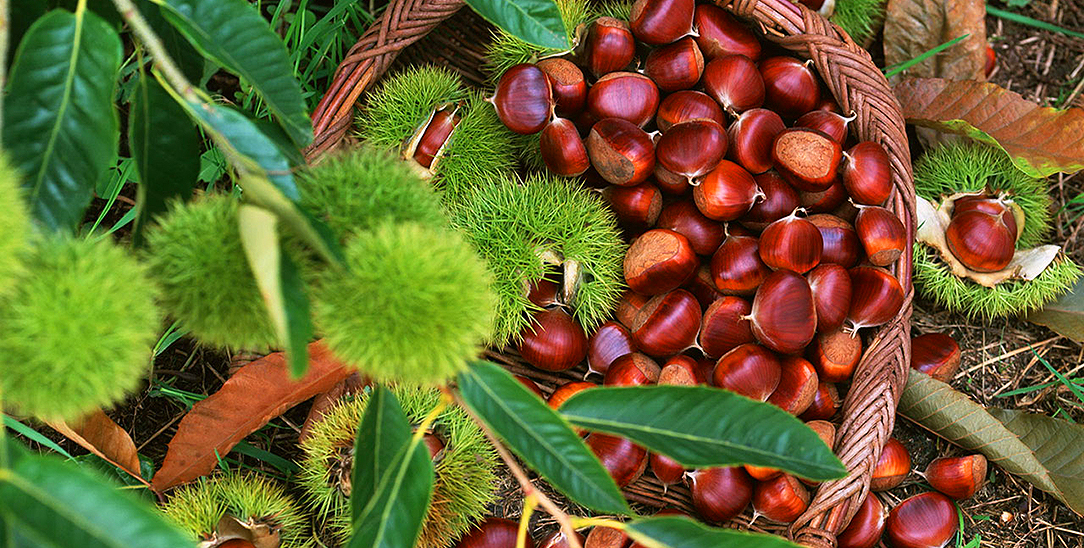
(298, 385), (498, 548)
(431, 92), (518, 204)
(484, 0), (592, 78)
(161, 472), (311, 548)
(914, 244), (1082, 318)
(297, 146), (448, 242)
(511, 132), (546, 174)
(312, 223), (496, 385)
(914, 143), (1052, 248)
(0, 154), (29, 298)
(0, 235), (160, 420)
(593, 0), (633, 21)
(830, 0), (886, 44)
(450, 174), (626, 345)
(144, 194), (280, 352)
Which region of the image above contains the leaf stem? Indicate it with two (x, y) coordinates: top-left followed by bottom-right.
(518, 495), (537, 548)
(109, 0), (199, 103)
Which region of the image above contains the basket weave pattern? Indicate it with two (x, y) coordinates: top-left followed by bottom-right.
(306, 1), (915, 545)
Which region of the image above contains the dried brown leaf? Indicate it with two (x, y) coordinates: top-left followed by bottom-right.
(47, 408), (143, 483)
(883, 0), (987, 83)
(151, 341), (352, 491)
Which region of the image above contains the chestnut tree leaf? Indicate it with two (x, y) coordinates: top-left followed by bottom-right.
(1025, 277), (1084, 343)
(456, 361), (630, 514)
(45, 408), (142, 484)
(894, 78), (1084, 177)
(986, 408), (1084, 514)
(625, 516), (801, 548)
(462, 0), (568, 50)
(558, 386), (846, 481)
(883, 0), (987, 83)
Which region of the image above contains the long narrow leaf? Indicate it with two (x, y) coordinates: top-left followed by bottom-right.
(461, 0), (568, 50)
(626, 516), (801, 548)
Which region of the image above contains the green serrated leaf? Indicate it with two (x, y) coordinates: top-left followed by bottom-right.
(3, 8), (122, 231)
(129, 74), (199, 245)
(559, 386), (846, 481)
(456, 361), (630, 514)
(155, 0), (312, 147)
(625, 516), (802, 548)
(348, 386), (434, 548)
(462, 0), (568, 50)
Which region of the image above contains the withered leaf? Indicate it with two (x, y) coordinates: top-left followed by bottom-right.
(47, 408), (143, 483)
(883, 0), (987, 83)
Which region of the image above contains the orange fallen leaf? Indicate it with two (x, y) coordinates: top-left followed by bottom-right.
(48, 408), (144, 484)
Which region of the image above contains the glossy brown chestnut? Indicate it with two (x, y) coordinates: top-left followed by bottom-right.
(616, 290), (651, 328)
(585, 526), (628, 548)
(683, 263), (723, 308)
(807, 263), (853, 331)
(586, 433), (649, 487)
(806, 420), (837, 451)
(548, 381), (597, 410)
(855, 205), (906, 266)
(515, 375), (547, 398)
(603, 182), (663, 230)
(703, 55), (765, 114)
(810, 327), (862, 382)
(538, 58), (587, 117)
(759, 211), (823, 273)
(645, 37), (705, 92)
(586, 118), (657, 186)
(656, 119), (728, 182)
(807, 213), (862, 268)
(693, 4), (762, 60)
(519, 308), (588, 371)
(421, 431), (446, 460)
(659, 355), (700, 386)
(693, 160), (763, 221)
(749, 270), (817, 354)
(842, 142), (892, 205)
(585, 17), (636, 77)
(631, 290), (702, 357)
(726, 108), (786, 175)
(795, 110), (852, 144)
(526, 275), (561, 308)
(925, 454), (987, 500)
(837, 493), (887, 548)
(944, 209), (1015, 273)
(799, 381), (840, 421)
(910, 333), (961, 382)
(687, 467), (754, 523)
(953, 196), (1018, 240)
(413, 107), (461, 168)
(456, 517), (533, 548)
(604, 352), (661, 386)
(651, 452), (686, 485)
(653, 164), (690, 195)
(744, 465), (782, 481)
(772, 128), (842, 191)
(630, 0), (695, 45)
(656, 201), (725, 255)
(492, 64), (555, 134)
(753, 474), (810, 523)
(712, 343), (781, 401)
(587, 321), (636, 377)
(656, 90), (727, 132)
(767, 355), (819, 415)
(870, 438), (910, 492)
(759, 56), (820, 118)
(624, 229), (698, 295)
(540, 117), (591, 176)
(884, 492), (958, 548)
(588, 72), (661, 128)
(742, 172), (798, 231)
(699, 296), (755, 358)
(710, 234), (771, 296)
(799, 181), (848, 213)
(847, 266), (904, 332)
(540, 529), (585, 548)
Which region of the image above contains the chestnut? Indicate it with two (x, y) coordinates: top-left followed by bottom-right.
(683, 263), (723, 308)
(870, 438), (910, 492)
(953, 195), (1018, 240)
(884, 492), (958, 548)
(712, 343), (781, 401)
(703, 54), (765, 114)
(752, 473), (810, 523)
(925, 454), (987, 500)
(767, 355), (818, 415)
(656, 201), (725, 255)
(456, 517), (532, 548)
(772, 127), (842, 191)
(588, 72), (661, 128)
(585, 17), (636, 77)
(586, 118), (656, 186)
(810, 327), (862, 382)
(616, 290), (651, 327)
(492, 63), (555, 134)
(742, 172), (799, 231)
(799, 381), (840, 421)
(653, 163), (690, 195)
(630, 0), (695, 45)
(623, 229), (698, 295)
(527, 275), (561, 308)
(604, 352), (661, 386)
(807, 263), (853, 332)
(693, 4), (761, 61)
(586, 433), (649, 487)
(749, 270), (817, 355)
(806, 420), (837, 451)
(693, 160), (763, 221)
(759, 211), (823, 274)
(807, 213), (862, 268)
(538, 58), (587, 117)
(516, 375), (547, 398)
(699, 296), (755, 358)
(630, 290), (702, 357)
(548, 381), (597, 409)
(799, 180), (848, 214)
(710, 233), (771, 296)
(651, 452), (686, 485)
(540, 529), (585, 548)
(910, 333), (961, 382)
(854, 205), (906, 267)
(847, 266), (904, 332)
(726, 108), (786, 175)
(759, 56), (820, 118)
(655, 119), (728, 183)
(842, 142), (893, 206)
(837, 493), (887, 548)
(413, 106), (461, 168)
(745, 465), (782, 481)
(585, 526), (628, 548)
(518, 308), (588, 372)
(645, 36), (705, 92)
(659, 355), (700, 386)
(540, 117), (591, 176)
(656, 90), (727, 132)
(687, 467), (754, 523)
(603, 182), (663, 230)
(944, 209), (1015, 273)
(795, 110), (853, 144)
(587, 321), (636, 377)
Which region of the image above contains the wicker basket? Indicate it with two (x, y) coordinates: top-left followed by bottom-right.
(305, 1), (916, 545)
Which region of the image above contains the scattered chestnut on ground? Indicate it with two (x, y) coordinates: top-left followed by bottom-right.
(870, 438), (911, 492)
(456, 517), (532, 548)
(884, 492), (958, 548)
(687, 466), (754, 523)
(925, 454), (987, 500)
(518, 308), (588, 372)
(910, 333), (961, 382)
